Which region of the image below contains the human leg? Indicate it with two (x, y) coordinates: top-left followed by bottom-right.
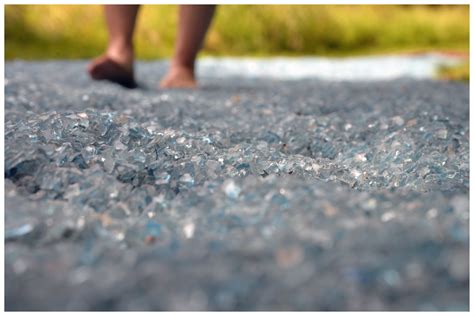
(160, 5), (216, 88)
(88, 5), (140, 88)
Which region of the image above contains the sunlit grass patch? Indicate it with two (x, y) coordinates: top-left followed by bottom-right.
(437, 62), (469, 82)
(5, 5), (469, 60)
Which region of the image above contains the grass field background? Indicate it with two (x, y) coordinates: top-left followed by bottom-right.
(5, 5), (469, 80)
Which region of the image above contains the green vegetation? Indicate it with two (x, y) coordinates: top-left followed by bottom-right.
(6, 5), (469, 60)
(438, 62), (470, 82)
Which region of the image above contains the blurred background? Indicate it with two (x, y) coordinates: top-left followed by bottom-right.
(5, 5), (469, 80)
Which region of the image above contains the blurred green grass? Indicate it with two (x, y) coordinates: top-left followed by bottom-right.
(438, 62), (470, 82)
(6, 5), (469, 60)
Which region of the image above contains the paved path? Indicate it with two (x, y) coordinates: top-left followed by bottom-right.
(4, 61), (469, 310)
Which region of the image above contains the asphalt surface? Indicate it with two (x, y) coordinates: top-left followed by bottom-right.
(4, 60), (470, 311)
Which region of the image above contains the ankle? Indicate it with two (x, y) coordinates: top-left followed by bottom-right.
(106, 42), (134, 66)
(170, 59), (195, 75)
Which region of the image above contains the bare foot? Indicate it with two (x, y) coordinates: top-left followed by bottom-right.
(87, 54), (137, 89)
(159, 65), (197, 89)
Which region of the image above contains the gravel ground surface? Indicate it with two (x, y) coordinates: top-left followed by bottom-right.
(4, 61), (469, 311)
